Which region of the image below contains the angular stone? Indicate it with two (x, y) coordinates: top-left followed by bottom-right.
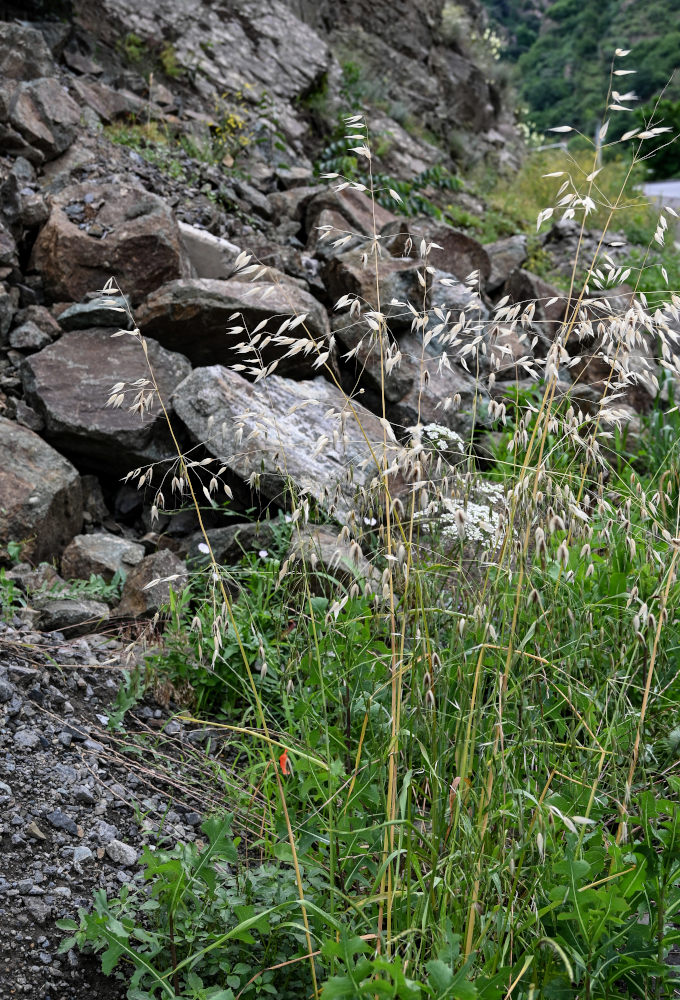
(503, 269), (566, 350)
(2, 78), (80, 164)
(305, 186), (399, 255)
(323, 251), (423, 328)
(0, 23), (56, 82)
(34, 596), (110, 638)
(30, 182), (184, 305)
(9, 320), (52, 352)
(0, 221), (17, 267)
(116, 549), (188, 618)
(136, 278), (329, 375)
(61, 532), (145, 582)
(0, 416), (82, 565)
(69, 78), (146, 124)
(21, 328), (192, 477)
(484, 235), (528, 293)
(386, 219), (491, 285)
(58, 296), (133, 331)
(12, 305), (61, 342)
(172, 365), (400, 520)
(105, 839), (138, 866)
(178, 222), (241, 280)
(288, 525), (378, 594)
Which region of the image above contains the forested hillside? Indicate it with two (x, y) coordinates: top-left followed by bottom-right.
(482, 0), (680, 137)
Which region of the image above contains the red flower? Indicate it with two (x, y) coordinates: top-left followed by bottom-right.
(279, 749), (291, 775)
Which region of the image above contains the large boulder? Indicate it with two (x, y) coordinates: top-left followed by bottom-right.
(172, 366), (400, 521)
(0, 78), (80, 164)
(386, 219), (491, 286)
(323, 251), (423, 328)
(136, 278), (329, 376)
(0, 23), (56, 82)
(334, 320), (487, 439)
(21, 329), (192, 477)
(30, 182), (185, 305)
(0, 417), (83, 565)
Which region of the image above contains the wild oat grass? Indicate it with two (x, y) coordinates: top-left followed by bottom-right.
(65, 57), (680, 1000)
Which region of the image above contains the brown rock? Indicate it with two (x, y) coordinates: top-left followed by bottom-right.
(323, 250), (423, 328)
(2, 78), (80, 164)
(21, 328), (192, 477)
(0, 416), (83, 565)
(136, 278), (329, 376)
(116, 549), (188, 618)
(386, 218), (491, 286)
(31, 182), (184, 305)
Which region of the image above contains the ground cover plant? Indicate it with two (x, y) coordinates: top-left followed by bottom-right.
(63, 59), (680, 999)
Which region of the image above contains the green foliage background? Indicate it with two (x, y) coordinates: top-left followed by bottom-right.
(481, 0), (680, 168)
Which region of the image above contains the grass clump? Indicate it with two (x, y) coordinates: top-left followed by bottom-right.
(64, 69), (680, 1000)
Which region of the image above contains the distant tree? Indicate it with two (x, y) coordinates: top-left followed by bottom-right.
(636, 100), (680, 180)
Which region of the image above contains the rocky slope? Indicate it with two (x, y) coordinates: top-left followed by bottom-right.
(0, 6), (678, 997)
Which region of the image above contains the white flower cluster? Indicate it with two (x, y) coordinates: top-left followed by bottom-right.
(440, 480), (507, 544)
(422, 423), (465, 454)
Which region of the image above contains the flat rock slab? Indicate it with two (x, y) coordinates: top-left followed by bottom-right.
(172, 366), (399, 521)
(33, 596), (110, 638)
(61, 532), (145, 582)
(30, 182), (184, 305)
(58, 297), (133, 331)
(21, 328), (192, 478)
(136, 278), (329, 376)
(0, 416), (82, 565)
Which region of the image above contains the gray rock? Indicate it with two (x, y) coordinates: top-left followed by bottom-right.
(21, 328), (192, 477)
(288, 526), (378, 594)
(484, 235), (528, 293)
(23, 897), (51, 925)
(13, 730), (40, 750)
(136, 277), (329, 376)
(46, 809), (78, 835)
(91, 820), (118, 845)
(34, 597), (109, 638)
(116, 549), (188, 618)
(0, 23), (56, 82)
(14, 399), (45, 433)
(178, 221), (240, 280)
(73, 845), (93, 867)
(9, 320), (53, 351)
(0, 417), (83, 564)
(0, 78), (80, 164)
(61, 532), (145, 583)
(58, 296), (133, 331)
(73, 785), (96, 805)
(173, 365), (400, 521)
(0, 678), (14, 702)
(105, 839), (138, 866)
